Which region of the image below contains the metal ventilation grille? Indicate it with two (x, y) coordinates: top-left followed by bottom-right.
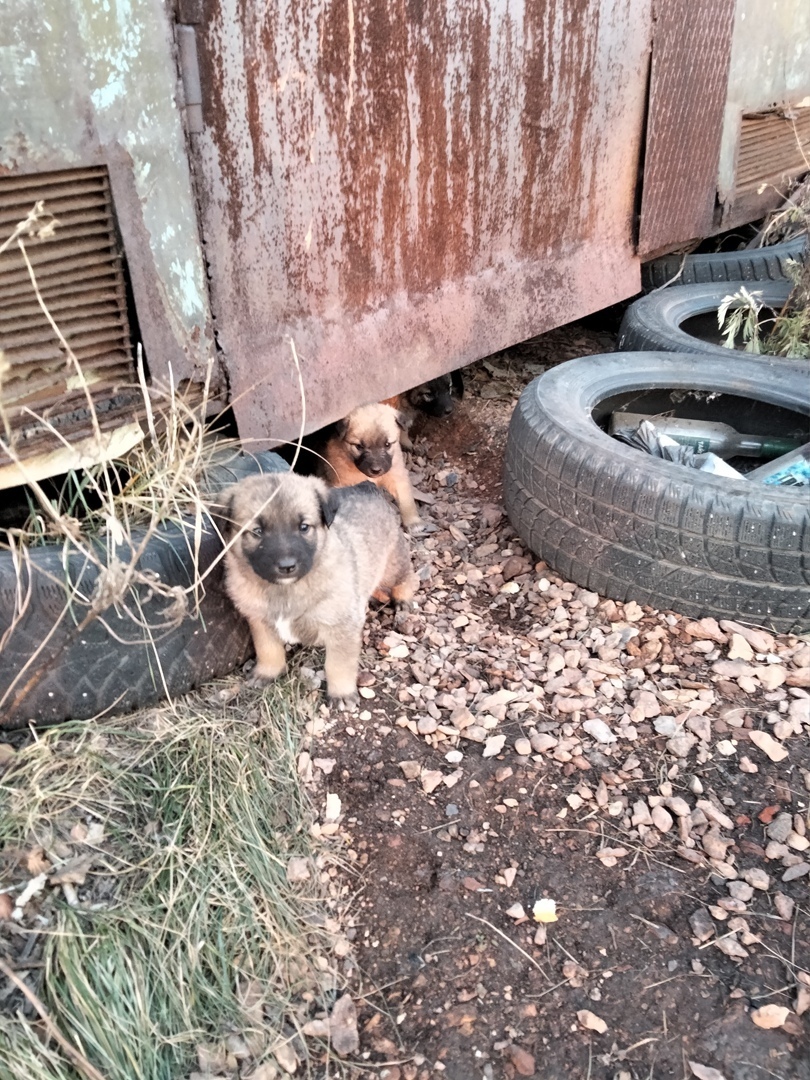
(0, 167), (140, 474)
(735, 107), (810, 199)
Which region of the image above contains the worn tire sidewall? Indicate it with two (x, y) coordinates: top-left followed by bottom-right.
(503, 351), (810, 628)
(619, 281), (794, 357)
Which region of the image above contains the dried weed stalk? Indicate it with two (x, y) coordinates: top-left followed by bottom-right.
(0, 203), (249, 715)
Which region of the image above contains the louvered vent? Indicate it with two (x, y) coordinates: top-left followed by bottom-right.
(0, 167), (141, 479)
(734, 106), (810, 200)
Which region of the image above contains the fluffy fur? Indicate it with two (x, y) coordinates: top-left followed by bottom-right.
(219, 473), (417, 702)
(321, 403), (422, 530)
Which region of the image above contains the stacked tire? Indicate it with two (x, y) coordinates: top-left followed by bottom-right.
(0, 451), (288, 728)
(503, 352), (810, 634)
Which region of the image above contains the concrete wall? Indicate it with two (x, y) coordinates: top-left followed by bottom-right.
(0, 0), (215, 387)
(718, 0), (810, 201)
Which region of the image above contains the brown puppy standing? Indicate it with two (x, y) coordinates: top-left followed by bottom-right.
(220, 473), (417, 703)
(321, 403), (422, 530)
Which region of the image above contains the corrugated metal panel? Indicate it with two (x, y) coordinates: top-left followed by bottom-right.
(734, 107), (810, 198)
(189, 0), (652, 445)
(637, 0), (736, 258)
(0, 168), (140, 468)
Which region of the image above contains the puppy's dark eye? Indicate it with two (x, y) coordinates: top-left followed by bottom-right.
(384, 440), (392, 449)
(251, 525), (263, 538)
(299, 521), (310, 534)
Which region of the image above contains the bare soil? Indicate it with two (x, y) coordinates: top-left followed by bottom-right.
(2, 321), (809, 1080)
(300, 325), (810, 1080)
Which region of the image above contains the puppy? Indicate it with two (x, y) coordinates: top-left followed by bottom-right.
(383, 370), (464, 449)
(321, 403), (422, 530)
(219, 473), (417, 703)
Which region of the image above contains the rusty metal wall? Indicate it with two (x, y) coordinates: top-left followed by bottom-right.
(637, 0), (736, 258)
(190, 0), (652, 444)
(0, 0), (217, 393)
(717, 0), (810, 229)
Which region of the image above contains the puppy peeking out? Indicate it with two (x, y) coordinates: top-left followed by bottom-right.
(220, 473), (417, 705)
(321, 403), (422, 531)
(383, 370), (464, 450)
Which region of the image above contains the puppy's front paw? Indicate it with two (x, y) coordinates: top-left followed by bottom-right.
(247, 669), (282, 686)
(246, 665), (286, 688)
(406, 519), (426, 536)
(328, 690), (359, 711)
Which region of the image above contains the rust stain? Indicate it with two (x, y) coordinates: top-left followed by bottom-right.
(193, 0), (650, 442)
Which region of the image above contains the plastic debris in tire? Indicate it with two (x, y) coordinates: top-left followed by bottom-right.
(0, 450), (288, 729)
(618, 280), (795, 358)
(502, 352), (810, 634)
(640, 231), (806, 291)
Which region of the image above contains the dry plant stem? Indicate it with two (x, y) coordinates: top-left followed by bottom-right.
(465, 912), (550, 979)
(0, 956), (109, 1080)
(17, 236), (114, 510)
(196, 336), (310, 589)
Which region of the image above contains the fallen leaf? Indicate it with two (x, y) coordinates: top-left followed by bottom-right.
(751, 1004), (789, 1029)
(286, 857), (310, 883)
(272, 1039), (298, 1074)
(507, 1044), (536, 1076)
(247, 1065), (280, 1080)
(577, 1009), (607, 1034)
(0, 893), (13, 920)
(25, 847), (51, 875)
(48, 855), (93, 886)
(462, 876), (486, 892)
(562, 960), (589, 987)
(330, 993), (359, 1056)
(689, 1062), (727, 1080)
(301, 1018), (331, 1037)
(196, 1042), (229, 1074)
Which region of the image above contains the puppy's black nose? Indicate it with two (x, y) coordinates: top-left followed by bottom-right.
(276, 557), (298, 576)
(366, 464), (383, 476)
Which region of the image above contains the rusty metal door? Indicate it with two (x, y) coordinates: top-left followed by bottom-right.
(637, 0), (737, 258)
(186, 0), (652, 444)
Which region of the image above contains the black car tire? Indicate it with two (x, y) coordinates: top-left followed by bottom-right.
(641, 232), (806, 291)
(502, 352), (810, 633)
(0, 451), (287, 728)
(618, 281), (794, 357)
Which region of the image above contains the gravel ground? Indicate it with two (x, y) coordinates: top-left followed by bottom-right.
(298, 324), (810, 1080)
(1, 322), (808, 1080)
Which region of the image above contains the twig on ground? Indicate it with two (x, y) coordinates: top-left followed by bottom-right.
(0, 956), (108, 1080)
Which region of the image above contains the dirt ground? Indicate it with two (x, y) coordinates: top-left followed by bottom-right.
(2, 321), (809, 1080)
(297, 324), (810, 1080)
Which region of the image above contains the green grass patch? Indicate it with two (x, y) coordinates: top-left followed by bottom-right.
(0, 679), (341, 1079)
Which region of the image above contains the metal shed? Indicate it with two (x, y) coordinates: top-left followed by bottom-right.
(1, 0), (808, 463)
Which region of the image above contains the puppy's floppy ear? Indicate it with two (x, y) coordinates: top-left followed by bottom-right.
(318, 487), (340, 528)
(394, 410), (408, 432)
(334, 417), (350, 439)
(451, 369), (465, 400)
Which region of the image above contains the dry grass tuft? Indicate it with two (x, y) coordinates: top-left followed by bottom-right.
(0, 676), (346, 1079)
